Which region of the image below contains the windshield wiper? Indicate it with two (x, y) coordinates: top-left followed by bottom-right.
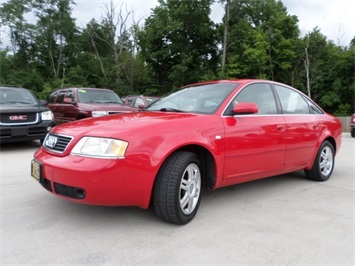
(160, 107), (183, 112)
(99, 101), (120, 104)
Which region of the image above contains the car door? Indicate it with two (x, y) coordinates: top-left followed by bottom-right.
(46, 91), (59, 117)
(61, 89), (77, 122)
(52, 90), (67, 124)
(273, 84), (320, 168)
(222, 83), (286, 180)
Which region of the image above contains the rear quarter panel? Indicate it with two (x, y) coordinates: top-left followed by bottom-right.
(305, 114), (342, 170)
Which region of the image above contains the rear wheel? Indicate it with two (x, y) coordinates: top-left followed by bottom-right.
(305, 141), (335, 181)
(351, 128), (355, 138)
(153, 151), (202, 225)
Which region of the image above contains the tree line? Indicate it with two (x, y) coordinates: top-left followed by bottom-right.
(0, 0), (354, 115)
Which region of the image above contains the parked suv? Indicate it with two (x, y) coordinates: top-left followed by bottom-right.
(47, 87), (138, 124)
(351, 114), (355, 137)
(0, 86), (55, 143)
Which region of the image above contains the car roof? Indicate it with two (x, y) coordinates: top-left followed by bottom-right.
(182, 79), (286, 87)
(0, 85), (27, 89)
(54, 87), (113, 92)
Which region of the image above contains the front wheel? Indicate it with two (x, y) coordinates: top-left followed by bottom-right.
(153, 151), (202, 225)
(305, 141), (335, 181)
(351, 128), (355, 138)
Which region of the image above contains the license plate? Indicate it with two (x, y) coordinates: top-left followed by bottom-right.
(12, 127), (28, 136)
(31, 160), (41, 181)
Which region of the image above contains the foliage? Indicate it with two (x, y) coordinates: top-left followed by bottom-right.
(0, 0), (353, 114)
(138, 0), (217, 93)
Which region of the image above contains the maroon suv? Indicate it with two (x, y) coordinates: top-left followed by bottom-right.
(47, 88), (137, 124)
(351, 114), (355, 137)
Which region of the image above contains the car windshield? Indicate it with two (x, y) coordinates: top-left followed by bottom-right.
(0, 88), (38, 105)
(146, 83), (238, 114)
(144, 96), (159, 104)
(78, 89), (124, 104)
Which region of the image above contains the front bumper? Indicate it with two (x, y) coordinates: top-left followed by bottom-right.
(32, 147), (155, 209)
(0, 121), (55, 143)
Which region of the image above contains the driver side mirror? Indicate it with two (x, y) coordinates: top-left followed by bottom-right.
(63, 97), (74, 104)
(233, 102), (258, 115)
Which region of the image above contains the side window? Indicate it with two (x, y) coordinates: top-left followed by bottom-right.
(66, 90), (75, 103)
(305, 97), (323, 114)
(234, 83), (277, 115)
(56, 90), (67, 104)
(47, 91), (58, 103)
(275, 85), (310, 114)
(126, 97), (134, 106)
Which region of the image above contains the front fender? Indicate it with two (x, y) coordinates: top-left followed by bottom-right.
(124, 116), (226, 190)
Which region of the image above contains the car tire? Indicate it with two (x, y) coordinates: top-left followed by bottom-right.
(304, 141), (335, 182)
(351, 128), (355, 138)
(153, 151), (202, 225)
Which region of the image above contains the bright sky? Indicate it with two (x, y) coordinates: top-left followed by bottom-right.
(284, 0), (354, 46)
(1, 0), (354, 47)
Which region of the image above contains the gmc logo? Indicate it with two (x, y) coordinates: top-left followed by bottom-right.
(9, 115), (27, 121)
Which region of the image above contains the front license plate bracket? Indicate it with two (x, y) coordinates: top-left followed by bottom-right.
(31, 160), (42, 182)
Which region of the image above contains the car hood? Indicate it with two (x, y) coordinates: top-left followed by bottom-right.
(0, 104), (48, 113)
(52, 111), (203, 139)
(78, 102), (137, 112)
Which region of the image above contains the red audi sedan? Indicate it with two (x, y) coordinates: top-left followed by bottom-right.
(31, 80), (342, 225)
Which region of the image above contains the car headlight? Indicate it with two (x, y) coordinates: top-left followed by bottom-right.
(41, 111), (54, 121)
(92, 111), (109, 117)
(71, 137), (128, 158)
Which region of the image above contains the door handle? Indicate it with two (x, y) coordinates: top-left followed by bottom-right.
(313, 124), (320, 130)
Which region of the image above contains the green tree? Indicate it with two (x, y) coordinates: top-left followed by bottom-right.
(221, 0), (299, 83)
(138, 0), (218, 92)
(78, 1), (145, 94)
(0, 0), (36, 70)
(295, 29), (354, 115)
(32, 0), (78, 80)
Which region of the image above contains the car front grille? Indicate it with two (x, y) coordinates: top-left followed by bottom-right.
(43, 133), (73, 153)
(0, 113), (39, 125)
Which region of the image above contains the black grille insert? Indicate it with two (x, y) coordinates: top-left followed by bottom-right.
(54, 183), (86, 199)
(41, 178), (53, 192)
(43, 133), (73, 153)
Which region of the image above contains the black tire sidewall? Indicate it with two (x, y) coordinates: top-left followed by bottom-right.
(314, 141), (335, 181)
(153, 151), (202, 225)
(174, 153), (202, 224)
